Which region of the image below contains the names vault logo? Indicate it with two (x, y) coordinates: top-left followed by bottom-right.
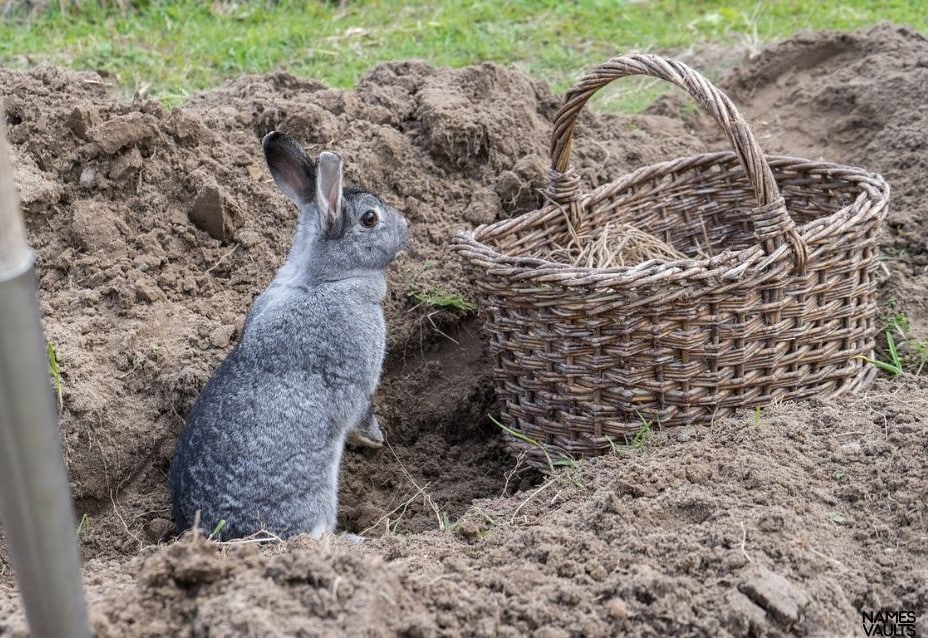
(862, 610), (918, 637)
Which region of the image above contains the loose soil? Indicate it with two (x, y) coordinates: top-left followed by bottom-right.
(1, 23), (927, 637)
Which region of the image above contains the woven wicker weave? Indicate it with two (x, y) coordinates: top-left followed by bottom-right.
(452, 54), (890, 467)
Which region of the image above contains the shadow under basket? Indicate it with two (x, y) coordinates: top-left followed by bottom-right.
(452, 54), (890, 469)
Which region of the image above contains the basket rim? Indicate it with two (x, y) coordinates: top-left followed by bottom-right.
(452, 151), (890, 290)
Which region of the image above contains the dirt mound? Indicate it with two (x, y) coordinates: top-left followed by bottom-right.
(2, 23), (928, 637)
(0, 58), (704, 564)
(723, 24), (928, 337)
(7, 381), (928, 637)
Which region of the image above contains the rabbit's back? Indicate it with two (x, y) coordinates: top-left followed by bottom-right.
(170, 278), (386, 538)
(247, 279), (387, 397)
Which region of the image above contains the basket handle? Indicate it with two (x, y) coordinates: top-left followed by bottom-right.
(549, 54), (807, 273)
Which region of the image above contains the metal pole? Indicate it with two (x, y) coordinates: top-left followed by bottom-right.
(0, 105), (91, 636)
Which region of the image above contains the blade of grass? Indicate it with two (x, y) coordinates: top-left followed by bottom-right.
(488, 414), (575, 473)
(46, 342), (62, 413)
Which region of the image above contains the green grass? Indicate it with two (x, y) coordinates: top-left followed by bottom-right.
(75, 512), (89, 538)
(207, 518), (226, 541)
(859, 312), (928, 377)
(863, 330), (904, 378)
(46, 341), (63, 413)
(488, 414), (576, 473)
(630, 415), (653, 450)
(410, 288), (477, 313)
(1, 1), (926, 111)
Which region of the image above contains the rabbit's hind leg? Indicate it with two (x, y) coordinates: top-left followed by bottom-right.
(346, 402), (383, 449)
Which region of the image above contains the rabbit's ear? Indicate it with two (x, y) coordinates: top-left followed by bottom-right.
(315, 151), (343, 234)
(263, 131), (316, 207)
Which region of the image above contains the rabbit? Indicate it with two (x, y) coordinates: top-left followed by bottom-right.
(169, 131), (408, 540)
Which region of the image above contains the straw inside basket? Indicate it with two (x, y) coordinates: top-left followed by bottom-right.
(545, 208), (687, 268)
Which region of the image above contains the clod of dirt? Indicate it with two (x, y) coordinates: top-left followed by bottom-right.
(67, 105), (100, 139)
(87, 112), (160, 155)
(9, 147), (62, 207)
(70, 200), (130, 256)
(188, 182), (242, 242)
(144, 540), (231, 588)
(724, 591), (768, 635)
(740, 566), (810, 627)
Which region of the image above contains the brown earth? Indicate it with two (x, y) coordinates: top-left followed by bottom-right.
(1, 23), (927, 637)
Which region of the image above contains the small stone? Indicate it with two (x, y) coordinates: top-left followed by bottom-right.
(79, 167), (96, 188)
(840, 441), (861, 454)
(605, 597), (630, 620)
(208, 324), (235, 348)
(246, 164), (265, 182)
(740, 566), (810, 626)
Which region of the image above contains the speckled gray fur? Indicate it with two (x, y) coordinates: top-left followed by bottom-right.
(170, 132), (408, 540)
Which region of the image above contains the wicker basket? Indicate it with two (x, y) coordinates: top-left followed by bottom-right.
(452, 54), (890, 467)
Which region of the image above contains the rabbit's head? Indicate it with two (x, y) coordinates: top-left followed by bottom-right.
(263, 131), (408, 280)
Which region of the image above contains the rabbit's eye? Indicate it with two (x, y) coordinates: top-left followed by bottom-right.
(361, 210), (379, 228)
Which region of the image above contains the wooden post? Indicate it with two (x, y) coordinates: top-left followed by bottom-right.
(0, 104), (92, 636)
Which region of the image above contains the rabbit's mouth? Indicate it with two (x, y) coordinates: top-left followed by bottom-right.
(369, 245), (405, 266)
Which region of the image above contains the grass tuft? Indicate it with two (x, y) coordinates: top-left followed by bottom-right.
(859, 312), (928, 377)
(410, 288), (477, 313)
(488, 414), (576, 474)
(630, 414), (653, 450)
(46, 341), (63, 413)
(75, 512), (90, 538)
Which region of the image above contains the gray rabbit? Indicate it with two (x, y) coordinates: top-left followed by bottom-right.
(170, 131), (408, 540)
